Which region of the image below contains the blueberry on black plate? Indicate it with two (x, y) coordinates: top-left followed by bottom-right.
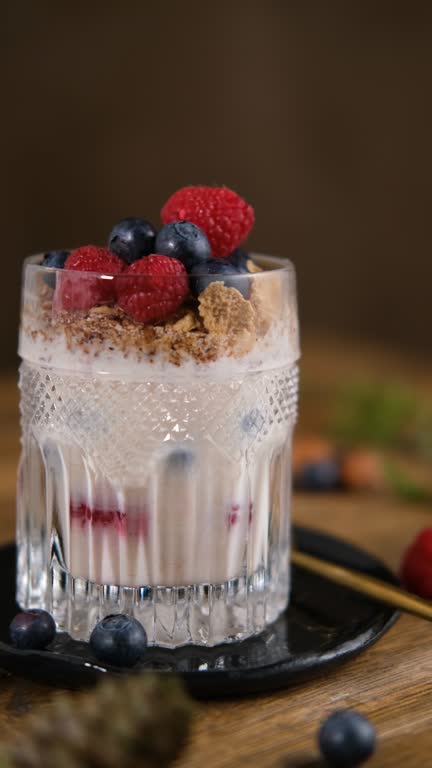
(42, 250), (70, 288)
(189, 259), (250, 299)
(155, 221), (211, 272)
(9, 609), (56, 650)
(108, 217), (157, 264)
(318, 710), (376, 767)
(294, 457), (341, 492)
(90, 614), (148, 667)
(227, 248), (250, 273)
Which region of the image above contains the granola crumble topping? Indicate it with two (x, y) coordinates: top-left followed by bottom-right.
(24, 286), (262, 366)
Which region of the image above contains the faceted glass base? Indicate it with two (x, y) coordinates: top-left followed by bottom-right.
(17, 538), (290, 646)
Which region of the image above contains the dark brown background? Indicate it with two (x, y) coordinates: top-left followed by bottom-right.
(3, 1), (432, 370)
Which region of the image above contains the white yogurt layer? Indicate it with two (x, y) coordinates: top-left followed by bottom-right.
(19, 317), (299, 380)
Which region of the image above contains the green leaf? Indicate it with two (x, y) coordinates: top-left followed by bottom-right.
(332, 382), (421, 449)
(384, 461), (432, 503)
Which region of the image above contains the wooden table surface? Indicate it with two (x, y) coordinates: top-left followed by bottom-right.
(1, 338), (432, 767)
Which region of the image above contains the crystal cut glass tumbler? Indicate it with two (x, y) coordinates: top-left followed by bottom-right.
(17, 254), (300, 647)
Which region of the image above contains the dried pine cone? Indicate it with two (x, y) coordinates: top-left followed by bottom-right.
(0, 673), (193, 768)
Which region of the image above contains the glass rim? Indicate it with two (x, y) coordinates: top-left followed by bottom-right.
(23, 252), (295, 279)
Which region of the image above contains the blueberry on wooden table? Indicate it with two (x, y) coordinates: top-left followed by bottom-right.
(318, 709), (376, 767)
(294, 456), (341, 491)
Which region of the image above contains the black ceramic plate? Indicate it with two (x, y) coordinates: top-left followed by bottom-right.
(0, 527), (399, 698)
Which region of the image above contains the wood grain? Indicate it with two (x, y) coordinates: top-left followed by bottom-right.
(0, 340), (432, 767)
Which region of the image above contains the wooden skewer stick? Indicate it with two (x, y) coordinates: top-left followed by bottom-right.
(291, 548), (432, 621)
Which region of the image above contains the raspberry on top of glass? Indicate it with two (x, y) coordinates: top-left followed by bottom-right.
(22, 185), (296, 371)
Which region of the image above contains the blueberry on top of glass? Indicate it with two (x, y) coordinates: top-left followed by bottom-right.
(189, 259), (250, 299)
(155, 221), (211, 272)
(108, 217), (157, 264)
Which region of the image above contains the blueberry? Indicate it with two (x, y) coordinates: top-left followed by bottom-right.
(42, 250), (70, 288)
(166, 448), (195, 469)
(90, 614), (147, 667)
(319, 710), (376, 767)
(227, 248), (250, 273)
(294, 457), (341, 492)
(108, 217), (157, 264)
(242, 409), (265, 437)
(43, 250), (70, 269)
(155, 221), (211, 272)
(189, 259), (250, 299)
(9, 609), (56, 650)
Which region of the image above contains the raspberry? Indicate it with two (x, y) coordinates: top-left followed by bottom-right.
(64, 246), (124, 274)
(401, 528), (432, 598)
(54, 246), (124, 311)
(161, 186), (255, 258)
(116, 254), (189, 324)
